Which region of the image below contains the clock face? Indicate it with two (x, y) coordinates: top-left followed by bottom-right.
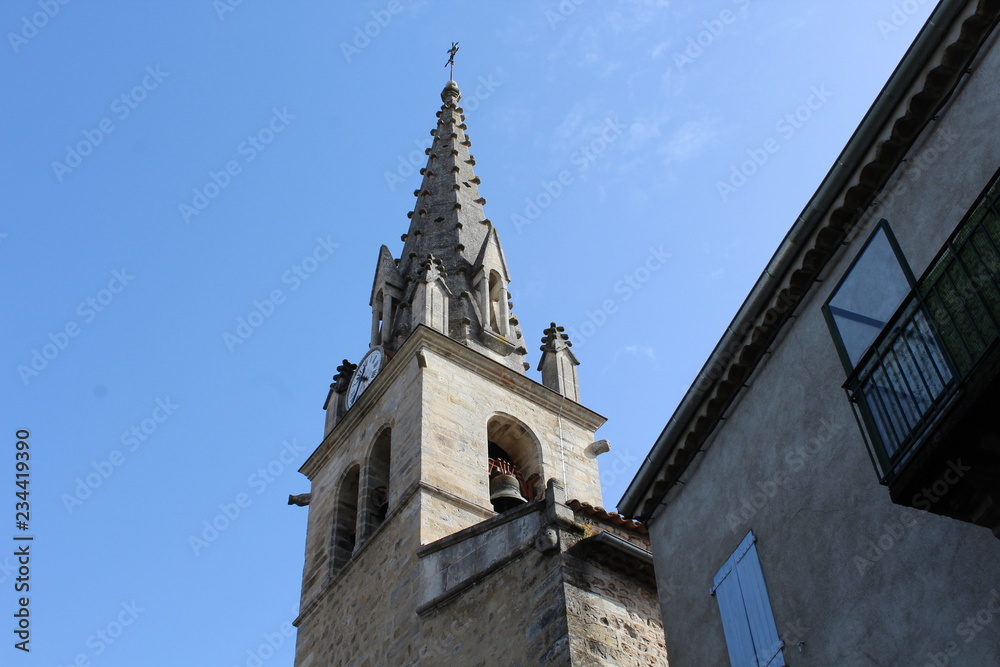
(346, 347), (384, 409)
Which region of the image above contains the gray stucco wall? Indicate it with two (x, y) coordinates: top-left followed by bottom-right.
(647, 23), (1000, 667)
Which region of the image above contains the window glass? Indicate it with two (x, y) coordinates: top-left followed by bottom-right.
(826, 224), (912, 369)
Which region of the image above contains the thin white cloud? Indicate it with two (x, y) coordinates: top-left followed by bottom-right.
(622, 344), (657, 360)
(629, 114), (665, 142)
(660, 117), (720, 163)
(602, 343), (660, 373)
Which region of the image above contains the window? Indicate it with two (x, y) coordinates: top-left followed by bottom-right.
(823, 221), (915, 372)
(488, 270), (505, 335)
(823, 221), (957, 473)
(711, 531), (785, 667)
(360, 428), (391, 540)
(330, 465), (360, 576)
(371, 289), (397, 346)
(486, 415), (542, 513)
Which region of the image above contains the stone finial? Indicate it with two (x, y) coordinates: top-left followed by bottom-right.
(333, 359), (358, 392)
(324, 359), (358, 437)
(540, 322), (572, 353)
(537, 322), (581, 402)
(324, 359), (356, 410)
(441, 80), (461, 104)
(418, 254), (448, 283)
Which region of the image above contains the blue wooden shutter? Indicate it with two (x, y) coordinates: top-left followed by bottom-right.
(735, 537), (785, 667)
(713, 555), (757, 667)
(712, 531), (785, 667)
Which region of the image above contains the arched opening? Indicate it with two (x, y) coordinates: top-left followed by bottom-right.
(488, 270), (505, 335)
(487, 415), (542, 513)
(372, 290), (384, 345)
(371, 289), (397, 346)
(361, 428), (391, 540)
(330, 464), (360, 576)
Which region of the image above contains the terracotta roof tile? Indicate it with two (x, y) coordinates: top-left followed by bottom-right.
(567, 499), (648, 535)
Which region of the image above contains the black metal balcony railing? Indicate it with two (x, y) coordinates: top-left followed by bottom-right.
(846, 176), (1000, 482)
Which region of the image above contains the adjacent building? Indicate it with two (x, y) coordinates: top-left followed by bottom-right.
(620, 0), (1000, 665)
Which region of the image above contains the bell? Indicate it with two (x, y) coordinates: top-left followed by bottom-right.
(490, 473), (526, 512)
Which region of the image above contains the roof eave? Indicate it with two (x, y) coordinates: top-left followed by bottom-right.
(619, 0), (1000, 520)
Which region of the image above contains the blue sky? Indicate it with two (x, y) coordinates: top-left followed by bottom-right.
(1, 1), (935, 665)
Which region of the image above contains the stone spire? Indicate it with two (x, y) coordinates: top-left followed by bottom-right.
(538, 322), (580, 402)
(369, 80), (529, 373)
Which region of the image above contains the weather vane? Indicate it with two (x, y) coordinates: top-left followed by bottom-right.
(445, 42), (459, 80)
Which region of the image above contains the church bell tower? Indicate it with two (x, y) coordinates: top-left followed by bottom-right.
(291, 78), (668, 666)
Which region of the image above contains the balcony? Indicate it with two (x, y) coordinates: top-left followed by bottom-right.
(844, 174), (1000, 534)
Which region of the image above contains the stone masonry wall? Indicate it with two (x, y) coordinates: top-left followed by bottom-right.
(294, 494), (422, 666)
(418, 344), (604, 545)
(563, 557), (667, 666)
(417, 542), (571, 666)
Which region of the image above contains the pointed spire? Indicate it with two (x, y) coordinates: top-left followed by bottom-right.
(397, 80), (489, 282)
(384, 81), (528, 373)
(538, 323), (581, 401)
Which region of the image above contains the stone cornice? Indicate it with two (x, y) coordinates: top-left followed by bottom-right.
(300, 324), (606, 479)
(411, 325), (606, 429)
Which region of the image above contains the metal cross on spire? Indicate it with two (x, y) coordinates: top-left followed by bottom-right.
(445, 42), (459, 80)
